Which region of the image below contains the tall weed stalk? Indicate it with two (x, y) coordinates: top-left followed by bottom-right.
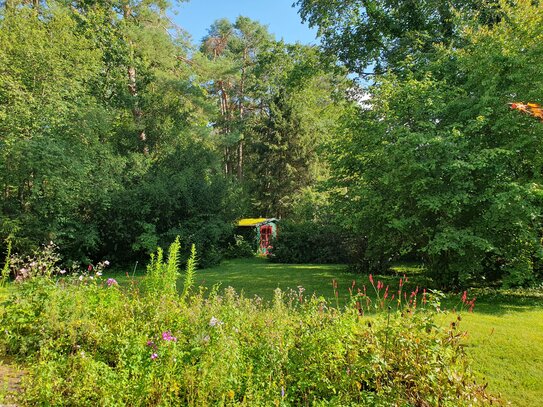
(1, 237), (12, 287)
(143, 237), (195, 299)
(181, 244), (197, 300)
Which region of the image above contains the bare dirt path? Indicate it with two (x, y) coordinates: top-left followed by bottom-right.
(0, 358), (24, 406)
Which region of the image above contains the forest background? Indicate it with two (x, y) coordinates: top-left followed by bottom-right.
(1, 0), (542, 289)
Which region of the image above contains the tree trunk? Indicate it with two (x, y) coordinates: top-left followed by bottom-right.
(218, 81), (234, 176)
(124, 4), (148, 154)
(236, 48), (248, 181)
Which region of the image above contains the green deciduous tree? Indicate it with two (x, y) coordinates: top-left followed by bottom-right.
(0, 1), (238, 265)
(0, 5), (122, 258)
(325, 0), (543, 287)
(295, 0), (502, 76)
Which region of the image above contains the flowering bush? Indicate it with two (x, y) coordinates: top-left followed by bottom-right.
(0, 240), (496, 406)
(8, 241), (62, 281)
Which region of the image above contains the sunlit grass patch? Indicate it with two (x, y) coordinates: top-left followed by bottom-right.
(196, 258), (543, 406)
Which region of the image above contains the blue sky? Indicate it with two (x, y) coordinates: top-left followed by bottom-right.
(171, 0), (319, 46)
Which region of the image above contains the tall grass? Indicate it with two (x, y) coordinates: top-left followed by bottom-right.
(0, 240), (498, 406)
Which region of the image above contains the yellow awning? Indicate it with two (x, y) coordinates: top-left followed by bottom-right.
(237, 218), (267, 227)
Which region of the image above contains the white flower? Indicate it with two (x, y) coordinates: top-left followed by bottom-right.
(96, 271), (102, 277)
(60, 269), (66, 274)
(209, 317), (223, 327)
(79, 275), (84, 281)
(104, 260), (110, 266)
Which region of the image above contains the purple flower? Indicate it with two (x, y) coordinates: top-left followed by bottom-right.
(150, 353), (158, 360)
(106, 278), (118, 287)
(162, 331), (177, 342)
(146, 340), (155, 347)
(281, 386), (285, 398)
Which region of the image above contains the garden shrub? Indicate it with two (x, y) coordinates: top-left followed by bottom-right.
(224, 235), (255, 259)
(0, 241), (496, 406)
(269, 221), (349, 264)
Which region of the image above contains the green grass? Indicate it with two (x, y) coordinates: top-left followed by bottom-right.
(4, 258), (543, 405)
(196, 257), (351, 301)
(458, 309), (543, 406)
(441, 288), (543, 407)
(193, 258), (543, 407)
(193, 257), (431, 303)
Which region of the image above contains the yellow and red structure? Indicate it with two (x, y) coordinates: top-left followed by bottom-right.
(236, 218), (278, 255)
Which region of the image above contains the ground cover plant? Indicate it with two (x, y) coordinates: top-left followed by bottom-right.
(191, 259), (543, 406)
(0, 243), (497, 406)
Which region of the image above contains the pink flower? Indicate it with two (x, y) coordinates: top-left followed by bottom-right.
(106, 278), (118, 287)
(369, 274), (374, 285)
(469, 297), (477, 312)
(88, 264), (93, 271)
(162, 331), (177, 342)
(150, 353), (158, 360)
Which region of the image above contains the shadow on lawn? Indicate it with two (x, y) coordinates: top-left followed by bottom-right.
(110, 257), (543, 316)
(458, 291), (543, 315)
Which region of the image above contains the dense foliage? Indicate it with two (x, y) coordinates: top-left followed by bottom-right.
(299, 0), (543, 287)
(2, 0), (543, 288)
(0, 242), (495, 405)
(0, 1), (348, 266)
(198, 22), (349, 217)
(296, 0), (502, 75)
(270, 220), (349, 264)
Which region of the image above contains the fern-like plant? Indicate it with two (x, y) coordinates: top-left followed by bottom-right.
(143, 237), (193, 299)
(181, 244), (197, 300)
(164, 237), (181, 297)
(144, 247), (164, 294)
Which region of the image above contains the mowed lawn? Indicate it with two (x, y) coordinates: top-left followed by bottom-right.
(195, 258), (543, 407)
(197, 257), (362, 301)
(194, 257), (430, 302)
